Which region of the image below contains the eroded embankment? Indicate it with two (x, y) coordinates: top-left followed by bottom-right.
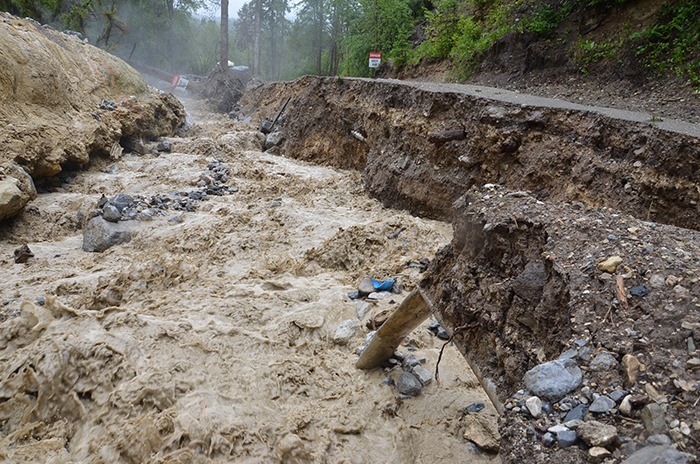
(241, 77), (700, 462)
(239, 76), (700, 231)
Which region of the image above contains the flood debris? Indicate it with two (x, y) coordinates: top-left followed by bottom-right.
(356, 288), (432, 369)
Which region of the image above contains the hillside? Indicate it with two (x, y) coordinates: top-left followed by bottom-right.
(385, 0), (700, 124)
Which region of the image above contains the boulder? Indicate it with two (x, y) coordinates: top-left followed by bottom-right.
(0, 163), (37, 220)
(621, 445), (689, 464)
(523, 358), (583, 402)
(82, 216), (132, 252)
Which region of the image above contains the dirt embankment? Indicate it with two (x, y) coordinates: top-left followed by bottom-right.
(0, 13), (185, 220)
(240, 76), (699, 232)
(241, 76), (700, 462)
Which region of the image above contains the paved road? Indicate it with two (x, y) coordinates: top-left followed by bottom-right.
(354, 78), (700, 138)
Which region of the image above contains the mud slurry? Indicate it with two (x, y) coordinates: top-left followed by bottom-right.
(0, 107), (498, 463)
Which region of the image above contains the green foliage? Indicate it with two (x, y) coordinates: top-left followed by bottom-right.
(342, 0), (415, 76)
(632, 0), (700, 88)
(571, 37), (620, 74)
(413, 0), (460, 60)
(449, 16), (498, 79)
(518, 2), (571, 36)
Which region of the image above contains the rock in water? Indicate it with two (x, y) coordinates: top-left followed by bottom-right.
(13, 244), (34, 263)
(82, 216), (132, 252)
(620, 445), (689, 464)
(396, 371), (422, 396)
(358, 277), (375, 296)
(463, 411), (501, 452)
(0, 163), (37, 221)
(523, 358), (583, 402)
(102, 203), (121, 222)
(332, 320), (357, 345)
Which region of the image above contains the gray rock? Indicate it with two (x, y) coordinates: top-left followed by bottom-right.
(402, 354), (421, 369)
(559, 348), (578, 360)
(396, 371), (422, 396)
(156, 140), (172, 152)
(620, 441), (638, 457)
(548, 424), (569, 434)
(563, 404), (588, 422)
(542, 432), (555, 447)
(557, 429), (578, 448)
(367, 291), (392, 300)
(412, 365), (433, 386)
(589, 395), (616, 413)
(648, 274), (666, 289)
(577, 346), (592, 362)
(512, 261), (546, 302)
(523, 358), (583, 402)
(646, 435), (672, 446)
(332, 320), (357, 345)
(82, 216), (132, 252)
(609, 389), (627, 403)
(563, 419), (583, 429)
(621, 445), (689, 464)
(525, 396), (543, 418)
(641, 403), (667, 435)
(356, 301), (372, 319)
(264, 132), (284, 150)
(620, 395), (634, 416)
(109, 193), (135, 212)
(590, 351), (619, 371)
(102, 203), (121, 222)
(464, 402), (485, 414)
(136, 209), (155, 221)
(358, 277), (375, 296)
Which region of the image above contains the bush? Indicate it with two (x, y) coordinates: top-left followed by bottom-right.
(633, 0), (700, 88)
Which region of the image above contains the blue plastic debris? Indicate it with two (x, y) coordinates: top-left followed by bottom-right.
(372, 279), (395, 291)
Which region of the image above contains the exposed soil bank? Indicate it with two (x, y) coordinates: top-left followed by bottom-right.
(240, 76), (700, 231)
(424, 186), (698, 462)
(0, 13), (185, 220)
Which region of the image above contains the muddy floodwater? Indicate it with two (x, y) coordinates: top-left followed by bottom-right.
(0, 103), (499, 463)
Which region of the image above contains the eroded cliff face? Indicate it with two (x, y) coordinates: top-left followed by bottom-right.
(240, 76), (699, 231)
(0, 12), (185, 220)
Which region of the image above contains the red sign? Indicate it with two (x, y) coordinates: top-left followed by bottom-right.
(369, 51), (382, 68)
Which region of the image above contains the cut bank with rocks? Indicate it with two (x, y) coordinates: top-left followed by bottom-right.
(240, 76), (700, 463)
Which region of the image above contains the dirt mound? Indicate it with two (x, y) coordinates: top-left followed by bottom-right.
(0, 13), (185, 220)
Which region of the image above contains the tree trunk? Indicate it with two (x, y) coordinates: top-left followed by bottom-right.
(220, 0), (229, 71)
(254, 0), (262, 76)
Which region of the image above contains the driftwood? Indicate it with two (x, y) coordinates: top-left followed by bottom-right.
(355, 288), (432, 369)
